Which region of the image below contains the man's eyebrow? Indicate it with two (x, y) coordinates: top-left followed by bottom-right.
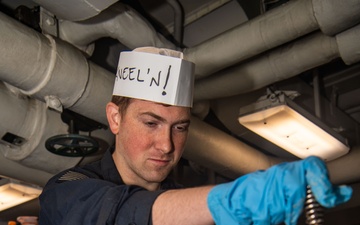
(140, 112), (166, 122)
(140, 112), (191, 124)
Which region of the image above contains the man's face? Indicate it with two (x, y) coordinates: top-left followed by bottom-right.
(113, 99), (190, 188)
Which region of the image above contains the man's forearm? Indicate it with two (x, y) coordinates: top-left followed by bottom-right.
(152, 185), (215, 225)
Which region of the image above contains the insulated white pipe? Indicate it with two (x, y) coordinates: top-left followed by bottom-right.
(186, 116), (360, 185)
(0, 3), (359, 187)
(0, 11), (113, 125)
(327, 146), (360, 185)
(184, 0), (360, 79)
(0, 82), (80, 174)
(193, 24), (360, 101)
(312, 0), (360, 36)
(33, 0), (118, 21)
(336, 25), (360, 65)
(0, 153), (53, 187)
(184, 116), (284, 178)
(58, 2), (176, 52)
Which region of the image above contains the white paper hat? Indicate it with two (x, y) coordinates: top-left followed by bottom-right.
(112, 47), (195, 107)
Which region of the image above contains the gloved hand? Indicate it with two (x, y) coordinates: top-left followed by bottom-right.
(207, 156), (352, 225)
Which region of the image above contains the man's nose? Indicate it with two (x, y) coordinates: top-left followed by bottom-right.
(155, 128), (173, 153)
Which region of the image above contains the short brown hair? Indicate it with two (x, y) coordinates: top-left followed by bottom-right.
(111, 96), (132, 117)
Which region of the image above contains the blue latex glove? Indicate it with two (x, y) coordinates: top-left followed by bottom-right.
(207, 156), (352, 225)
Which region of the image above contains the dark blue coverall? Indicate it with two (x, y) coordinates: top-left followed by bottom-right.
(39, 150), (181, 225)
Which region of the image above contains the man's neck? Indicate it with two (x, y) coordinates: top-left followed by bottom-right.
(112, 150), (161, 191)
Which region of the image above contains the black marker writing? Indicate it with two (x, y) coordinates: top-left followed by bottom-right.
(116, 65), (173, 96)
(117, 67), (144, 82)
(137, 70), (144, 82)
(150, 71), (161, 87)
(162, 66), (171, 96)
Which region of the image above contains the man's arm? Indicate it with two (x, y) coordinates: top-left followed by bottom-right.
(153, 157), (352, 225)
(152, 186), (215, 225)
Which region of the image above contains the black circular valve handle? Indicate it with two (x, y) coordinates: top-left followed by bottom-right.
(45, 134), (99, 157)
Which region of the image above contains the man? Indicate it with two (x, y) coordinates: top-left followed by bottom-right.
(39, 47), (352, 225)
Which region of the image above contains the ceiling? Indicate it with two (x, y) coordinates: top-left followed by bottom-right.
(0, 0), (359, 223)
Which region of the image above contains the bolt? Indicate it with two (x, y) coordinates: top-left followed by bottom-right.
(45, 17), (55, 26)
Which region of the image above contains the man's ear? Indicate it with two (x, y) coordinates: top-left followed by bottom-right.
(106, 102), (121, 134)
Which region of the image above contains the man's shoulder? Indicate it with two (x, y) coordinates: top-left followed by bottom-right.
(55, 166), (99, 183)
(44, 158), (103, 187)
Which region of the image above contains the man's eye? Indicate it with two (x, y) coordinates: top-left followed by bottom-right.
(145, 121), (157, 127)
(173, 125), (189, 132)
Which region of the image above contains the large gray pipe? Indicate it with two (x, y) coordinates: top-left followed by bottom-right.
(193, 24), (360, 101)
(0, 83), (81, 174)
(58, 2), (176, 52)
(33, 0), (117, 21)
(184, 0), (360, 79)
(185, 116), (360, 185)
(184, 116), (284, 179)
(327, 146), (360, 185)
(1, 4), (359, 187)
(0, 11), (113, 125)
(0, 153), (53, 186)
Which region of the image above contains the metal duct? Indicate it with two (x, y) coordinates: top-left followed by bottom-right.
(193, 24), (360, 101)
(58, 2), (176, 52)
(184, 0), (360, 79)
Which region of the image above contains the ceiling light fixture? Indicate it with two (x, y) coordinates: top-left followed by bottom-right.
(238, 91), (350, 161)
(0, 179), (42, 211)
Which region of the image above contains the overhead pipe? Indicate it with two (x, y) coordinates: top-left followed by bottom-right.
(193, 24), (360, 101)
(33, 0), (118, 21)
(58, 2), (176, 53)
(336, 25), (360, 65)
(0, 11), (113, 125)
(0, 82), (81, 174)
(184, 116), (284, 179)
(313, 0), (360, 36)
(185, 116), (360, 185)
(0, 82), (113, 178)
(327, 146), (360, 185)
(1, 3), (359, 187)
(0, 11), (114, 175)
(0, 153), (53, 187)
(183, 0), (360, 79)
(166, 0), (185, 47)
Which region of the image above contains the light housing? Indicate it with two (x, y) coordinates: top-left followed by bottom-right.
(0, 179), (42, 211)
(238, 92), (349, 161)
